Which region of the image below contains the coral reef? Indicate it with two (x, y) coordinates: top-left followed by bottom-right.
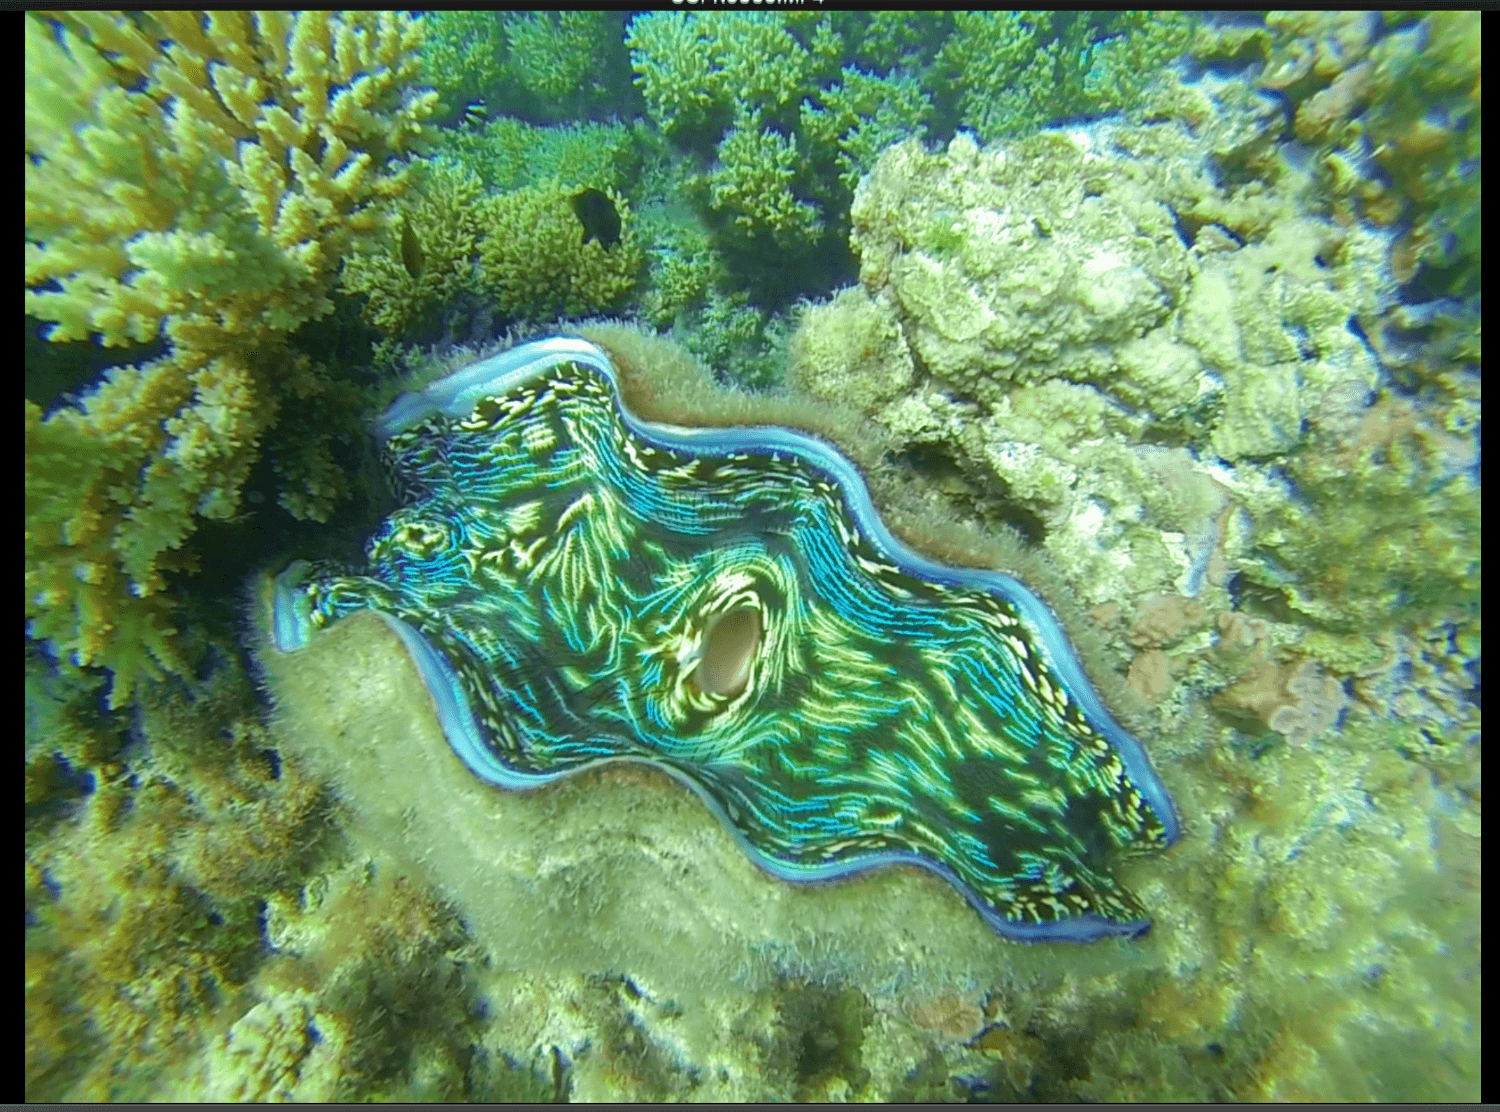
(934, 12), (1195, 142)
(25, 11), (435, 704)
(619, 12), (1205, 386)
(413, 11), (506, 121)
(626, 11), (938, 266)
(25, 645), (340, 1101)
(628, 11), (1195, 266)
(24, 10), (1479, 1104)
(1230, 12), (1482, 300)
(420, 12), (632, 126)
(476, 182), (644, 322)
(341, 138), (646, 341)
(339, 160), (487, 336)
(842, 117), (1476, 641)
(432, 116), (645, 195)
(783, 59), (1477, 1103)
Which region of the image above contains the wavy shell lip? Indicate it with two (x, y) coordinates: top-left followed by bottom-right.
(373, 337), (1183, 842)
(274, 336), (1182, 943)
(373, 337), (612, 440)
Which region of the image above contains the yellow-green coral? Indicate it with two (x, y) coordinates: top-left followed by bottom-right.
(1244, 393), (1480, 631)
(934, 12), (1196, 142)
(421, 12), (628, 126)
(25, 641), (336, 1101)
(434, 116), (644, 195)
(25, 632), (513, 1102)
(417, 11), (507, 119)
(502, 12), (627, 117)
(477, 181), (643, 321)
(25, 13), (432, 350)
(800, 67), (935, 194)
(24, 11), (436, 705)
(1254, 12), (1481, 299)
(639, 218), (720, 331)
(708, 109), (823, 248)
(344, 162), (647, 336)
(340, 160), (487, 335)
(626, 13), (935, 260)
(628, 12), (816, 140)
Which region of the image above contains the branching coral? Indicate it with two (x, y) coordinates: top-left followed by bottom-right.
(25, 11), (436, 705)
(708, 109), (823, 250)
(340, 160), (487, 336)
(346, 117), (652, 338)
(638, 215), (721, 332)
(627, 12), (935, 263)
(801, 67), (935, 194)
(420, 11), (631, 126)
(933, 12), (1195, 142)
(414, 12), (507, 121)
(501, 12), (632, 121)
(433, 116), (645, 195)
(476, 181), (644, 322)
(628, 12), (817, 142)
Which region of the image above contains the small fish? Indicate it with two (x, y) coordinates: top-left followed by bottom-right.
(570, 187), (621, 250)
(461, 98), (486, 129)
(399, 213), (424, 279)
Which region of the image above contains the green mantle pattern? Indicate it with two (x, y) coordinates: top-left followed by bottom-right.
(272, 338), (1179, 942)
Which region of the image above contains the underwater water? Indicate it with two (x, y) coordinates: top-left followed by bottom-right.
(25, 11), (1478, 1102)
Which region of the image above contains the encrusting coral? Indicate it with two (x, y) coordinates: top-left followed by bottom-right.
(1256, 11), (1481, 299)
(785, 59), (1477, 1100)
(841, 117), (1477, 643)
(25, 12), (436, 705)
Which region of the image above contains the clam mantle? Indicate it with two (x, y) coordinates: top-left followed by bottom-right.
(271, 336), (1179, 941)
